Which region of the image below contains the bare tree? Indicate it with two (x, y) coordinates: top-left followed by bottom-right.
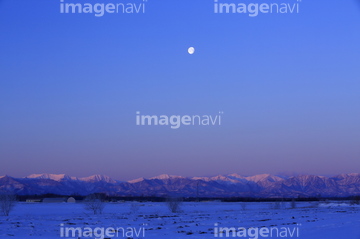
(129, 202), (141, 215)
(290, 199), (297, 209)
(272, 201), (282, 210)
(166, 197), (182, 213)
(0, 194), (17, 216)
(84, 194), (105, 215)
(240, 202), (247, 211)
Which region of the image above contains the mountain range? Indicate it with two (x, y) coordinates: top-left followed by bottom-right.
(1, 173), (360, 197)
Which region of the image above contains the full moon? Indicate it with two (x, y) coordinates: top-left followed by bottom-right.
(188, 47), (195, 54)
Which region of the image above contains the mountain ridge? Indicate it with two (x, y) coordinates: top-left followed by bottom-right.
(1, 173), (360, 197)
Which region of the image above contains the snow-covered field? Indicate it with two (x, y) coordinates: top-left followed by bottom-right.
(1, 201), (360, 239)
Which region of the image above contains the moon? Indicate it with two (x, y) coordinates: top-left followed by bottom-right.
(188, 47), (195, 54)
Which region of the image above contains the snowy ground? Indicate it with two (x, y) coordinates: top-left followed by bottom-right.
(1, 201), (360, 239)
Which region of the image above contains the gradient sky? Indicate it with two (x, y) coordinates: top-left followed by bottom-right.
(0, 0), (359, 180)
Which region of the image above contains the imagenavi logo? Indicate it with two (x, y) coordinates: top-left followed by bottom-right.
(214, 0), (301, 17)
(60, 224), (146, 238)
(59, 0), (147, 17)
(214, 223), (301, 238)
(136, 111), (224, 129)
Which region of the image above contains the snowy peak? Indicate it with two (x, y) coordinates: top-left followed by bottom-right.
(228, 173), (245, 179)
(79, 175), (116, 184)
(211, 175), (230, 181)
(128, 177), (146, 184)
(26, 174), (76, 181)
(331, 173), (360, 185)
(245, 174), (284, 183)
(0, 175), (14, 180)
(149, 174), (185, 180)
(333, 173), (360, 179)
(209, 175), (244, 184)
(192, 176), (211, 181)
(192, 174), (247, 184)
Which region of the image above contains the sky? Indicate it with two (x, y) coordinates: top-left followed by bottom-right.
(0, 0), (359, 180)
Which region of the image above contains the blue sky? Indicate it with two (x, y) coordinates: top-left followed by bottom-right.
(0, 0), (359, 180)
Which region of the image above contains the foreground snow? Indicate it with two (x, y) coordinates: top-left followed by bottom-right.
(1, 201), (360, 238)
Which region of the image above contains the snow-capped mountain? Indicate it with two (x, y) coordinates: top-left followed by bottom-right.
(127, 177), (145, 184)
(79, 175), (117, 184)
(26, 174), (77, 181)
(244, 174), (286, 188)
(1, 173), (360, 197)
(149, 174), (185, 180)
(245, 174), (284, 183)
